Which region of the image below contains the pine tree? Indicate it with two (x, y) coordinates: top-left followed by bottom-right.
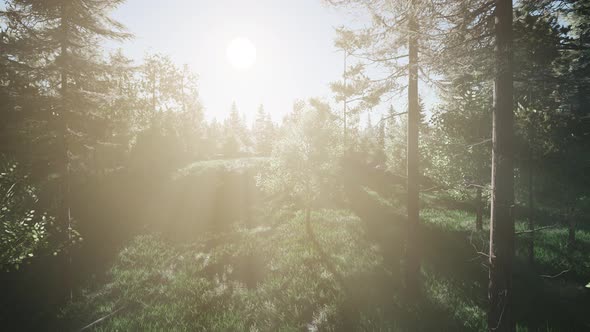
(325, 0), (446, 291)
(426, 77), (492, 231)
(223, 102), (249, 157)
(512, 5), (564, 263)
(253, 104), (275, 156)
(1, 0), (129, 298)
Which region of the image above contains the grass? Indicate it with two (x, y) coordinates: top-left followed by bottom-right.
(420, 201), (590, 332)
(422, 208), (479, 232)
(64, 187), (590, 331)
(65, 209), (387, 331)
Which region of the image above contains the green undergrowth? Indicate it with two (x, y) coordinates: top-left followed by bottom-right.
(173, 157), (269, 180)
(421, 204), (590, 331)
(65, 209), (387, 331)
(64, 194), (590, 331)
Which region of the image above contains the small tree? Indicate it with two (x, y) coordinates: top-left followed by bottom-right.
(257, 101), (343, 289)
(257, 101), (341, 228)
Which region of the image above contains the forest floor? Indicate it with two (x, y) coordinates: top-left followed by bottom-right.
(62, 170), (590, 331)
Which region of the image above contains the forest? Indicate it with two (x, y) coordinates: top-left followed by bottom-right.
(1, 0), (589, 331)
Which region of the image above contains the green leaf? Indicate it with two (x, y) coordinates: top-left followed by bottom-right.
(586, 282), (590, 289)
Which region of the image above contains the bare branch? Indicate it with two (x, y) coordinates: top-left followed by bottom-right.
(515, 224), (558, 235)
(376, 111), (408, 126)
(79, 306), (127, 331)
(540, 269), (570, 279)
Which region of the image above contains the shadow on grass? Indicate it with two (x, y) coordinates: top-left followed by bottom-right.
(341, 160), (590, 331)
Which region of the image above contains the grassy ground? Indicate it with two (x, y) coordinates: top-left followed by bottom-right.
(62, 163), (590, 331)
(420, 196), (590, 332)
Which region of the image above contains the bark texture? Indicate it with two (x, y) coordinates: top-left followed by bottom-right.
(488, 0), (515, 330)
(405, 0), (421, 295)
(476, 187), (483, 231)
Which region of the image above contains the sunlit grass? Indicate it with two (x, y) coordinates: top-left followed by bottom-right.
(422, 208), (480, 232)
(66, 209), (385, 331)
(423, 271), (487, 331)
(63, 182), (590, 331)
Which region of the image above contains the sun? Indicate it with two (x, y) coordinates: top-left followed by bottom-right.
(226, 38), (257, 70)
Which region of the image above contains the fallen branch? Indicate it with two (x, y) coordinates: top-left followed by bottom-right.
(467, 138), (492, 148)
(465, 183), (487, 189)
(79, 306), (126, 331)
(540, 269), (570, 279)
(515, 224), (558, 235)
(420, 185), (441, 193)
(476, 251), (489, 258)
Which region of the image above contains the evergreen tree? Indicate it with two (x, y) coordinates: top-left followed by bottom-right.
(222, 102), (249, 157)
(325, 0), (462, 291)
(426, 78), (492, 231)
(253, 104), (275, 156)
(1, 0), (129, 258)
(258, 101), (341, 238)
(512, 6), (564, 262)
(384, 105), (408, 177)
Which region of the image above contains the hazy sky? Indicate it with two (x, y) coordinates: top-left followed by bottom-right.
(111, 0), (372, 123)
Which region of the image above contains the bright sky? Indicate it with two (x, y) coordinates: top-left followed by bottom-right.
(111, 0), (373, 123)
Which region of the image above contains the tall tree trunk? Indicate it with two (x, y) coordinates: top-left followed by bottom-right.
(343, 50), (348, 146)
(405, 0), (420, 294)
(475, 187), (483, 231)
(488, 0), (515, 331)
(527, 144), (534, 264)
(59, 2), (73, 301)
(567, 207), (576, 250)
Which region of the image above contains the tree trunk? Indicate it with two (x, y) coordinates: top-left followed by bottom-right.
(475, 187), (483, 231)
(527, 145), (534, 264)
(59, 2), (73, 301)
(488, 0), (515, 330)
(405, 0), (421, 295)
(567, 207), (576, 250)
(343, 50), (348, 145)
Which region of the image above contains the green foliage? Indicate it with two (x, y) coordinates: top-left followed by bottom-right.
(66, 210), (382, 331)
(421, 208), (481, 233)
(528, 228), (590, 277)
(221, 102), (252, 157)
(0, 161), (49, 269)
(257, 102), (342, 209)
(252, 104), (277, 156)
(425, 77), (492, 202)
(423, 272), (486, 332)
(1, 0), (590, 330)
(67, 197), (590, 331)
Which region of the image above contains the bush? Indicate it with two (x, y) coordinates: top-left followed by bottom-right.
(0, 161), (52, 270)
